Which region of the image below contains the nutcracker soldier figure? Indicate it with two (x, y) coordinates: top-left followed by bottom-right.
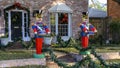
(79, 12), (97, 54)
(32, 11), (50, 58)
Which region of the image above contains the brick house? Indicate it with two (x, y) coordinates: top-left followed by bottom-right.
(0, 0), (88, 42)
(108, 0), (120, 19)
(89, 8), (107, 37)
(107, 0), (120, 43)
(88, 0), (120, 44)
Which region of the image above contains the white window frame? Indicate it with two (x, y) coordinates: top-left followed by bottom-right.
(22, 11), (31, 41)
(49, 12), (72, 41)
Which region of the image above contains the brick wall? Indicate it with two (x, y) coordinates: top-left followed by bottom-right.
(0, 0), (88, 38)
(108, 0), (120, 19)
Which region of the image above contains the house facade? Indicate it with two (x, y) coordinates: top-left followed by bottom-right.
(107, 0), (120, 43)
(89, 8), (107, 37)
(108, 0), (120, 19)
(0, 0), (88, 42)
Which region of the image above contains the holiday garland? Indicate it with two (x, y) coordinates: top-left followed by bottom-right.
(43, 36), (109, 68)
(43, 46), (110, 68)
(43, 47), (92, 68)
(43, 36), (120, 68)
(1, 37), (120, 68)
(57, 35), (76, 47)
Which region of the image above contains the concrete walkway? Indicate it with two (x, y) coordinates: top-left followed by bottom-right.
(71, 52), (120, 61)
(0, 58), (46, 68)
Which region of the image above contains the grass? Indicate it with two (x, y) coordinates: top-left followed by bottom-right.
(52, 46), (120, 53)
(7, 65), (47, 68)
(0, 45), (120, 60)
(0, 50), (48, 68)
(0, 49), (35, 60)
(0, 43), (120, 60)
(106, 59), (120, 64)
(89, 44), (120, 52)
(96, 47), (120, 53)
(53, 47), (79, 53)
(91, 44), (120, 52)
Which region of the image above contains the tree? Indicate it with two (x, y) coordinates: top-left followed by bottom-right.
(89, 0), (107, 11)
(109, 20), (120, 44)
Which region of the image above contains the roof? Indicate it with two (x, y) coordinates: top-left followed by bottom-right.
(48, 3), (73, 13)
(88, 8), (107, 18)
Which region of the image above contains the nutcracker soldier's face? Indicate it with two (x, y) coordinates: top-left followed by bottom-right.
(83, 18), (88, 23)
(35, 14), (43, 22)
(82, 12), (88, 25)
(36, 17), (42, 22)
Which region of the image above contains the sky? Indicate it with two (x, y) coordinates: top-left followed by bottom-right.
(89, 0), (107, 8)
(98, 0), (107, 4)
(89, 0), (107, 4)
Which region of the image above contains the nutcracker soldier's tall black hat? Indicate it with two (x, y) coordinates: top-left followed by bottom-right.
(35, 10), (43, 18)
(82, 12), (88, 19)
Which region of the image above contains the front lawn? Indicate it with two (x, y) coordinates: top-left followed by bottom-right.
(106, 59), (120, 63)
(0, 50), (35, 60)
(96, 46), (120, 53)
(53, 46), (120, 53)
(8, 65), (47, 68)
(0, 45), (120, 60)
(53, 47), (78, 53)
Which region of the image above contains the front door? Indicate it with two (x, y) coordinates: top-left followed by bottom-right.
(11, 11), (22, 41)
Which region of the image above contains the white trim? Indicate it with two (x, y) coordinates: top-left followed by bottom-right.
(61, 13), (72, 41)
(22, 12), (25, 41)
(68, 13), (72, 37)
(70, 13), (72, 37)
(48, 3), (73, 13)
(50, 12), (72, 41)
(55, 13), (58, 35)
(7, 10), (30, 42)
(23, 12), (31, 41)
(8, 11), (12, 42)
(49, 4), (73, 41)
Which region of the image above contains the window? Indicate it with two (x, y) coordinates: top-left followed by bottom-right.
(50, 13), (69, 36)
(50, 13), (56, 34)
(49, 3), (73, 38)
(24, 12), (28, 37)
(58, 13), (68, 36)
